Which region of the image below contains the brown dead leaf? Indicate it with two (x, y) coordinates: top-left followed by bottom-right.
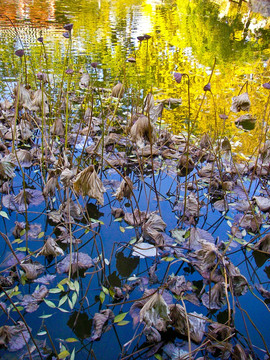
(130, 114), (156, 148)
(73, 165), (106, 205)
(91, 309), (114, 341)
(113, 176), (133, 201)
(37, 237), (64, 257)
(230, 92), (251, 113)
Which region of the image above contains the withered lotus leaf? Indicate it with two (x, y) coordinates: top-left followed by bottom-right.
(79, 73), (90, 89)
(52, 117), (65, 136)
(130, 114), (157, 148)
(201, 282), (226, 310)
(254, 234), (270, 253)
(16, 149), (32, 168)
(140, 292), (169, 331)
(230, 92), (251, 113)
(13, 84), (32, 110)
(169, 304), (206, 343)
(111, 82), (124, 98)
(21, 285), (49, 312)
(37, 236), (64, 257)
(124, 208), (147, 226)
(253, 196), (270, 212)
(58, 252), (94, 274)
(91, 309), (114, 341)
(0, 322), (31, 351)
(73, 165), (106, 205)
(143, 326), (161, 343)
(0, 158), (16, 180)
(113, 176), (133, 201)
(20, 260), (44, 280)
(60, 168), (77, 187)
(31, 89), (49, 114)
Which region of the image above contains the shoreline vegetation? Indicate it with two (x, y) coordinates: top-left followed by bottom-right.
(0, 13), (270, 360)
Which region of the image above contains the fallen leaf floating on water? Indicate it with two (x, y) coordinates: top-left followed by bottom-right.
(57, 252), (94, 274)
(2, 189), (44, 212)
(140, 292), (170, 332)
(0, 322), (31, 352)
(111, 82), (124, 98)
(91, 309), (115, 341)
(20, 260), (44, 280)
(21, 285), (49, 313)
(36, 236), (64, 257)
(73, 165), (106, 205)
(230, 92), (251, 112)
(113, 176), (133, 201)
(130, 114), (157, 148)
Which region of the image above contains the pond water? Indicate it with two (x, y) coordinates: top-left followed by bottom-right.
(0, 1), (270, 360)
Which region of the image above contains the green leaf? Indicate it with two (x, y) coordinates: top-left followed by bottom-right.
(58, 350), (70, 359)
(154, 354), (163, 360)
(114, 312), (128, 323)
(116, 320), (130, 326)
(39, 314), (53, 319)
(38, 232), (45, 239)
(58, 294), (68, 307)
(119, 226), (125, 233)
(70, 348), (76, 360)
(49, 288), (62, 294)
(16, 247), (28, 252)
(125, 226), (134, 229)
(0, 210), (9, 220)
(58, 307), (69, 313)
(102, 286), (109, 295)
(44, 299), (56, 308)
(162, 257), (175, 262)
(114, 217), (122, 222)
(20, 229), (26, 236)
(99, 291), (105, 304)
(65, 338), (78, 343)
(68, 297), (74, 310)
(72, 292), (77, 307)
(37, 331), (47, 336)
(74, 280), (79, 294)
